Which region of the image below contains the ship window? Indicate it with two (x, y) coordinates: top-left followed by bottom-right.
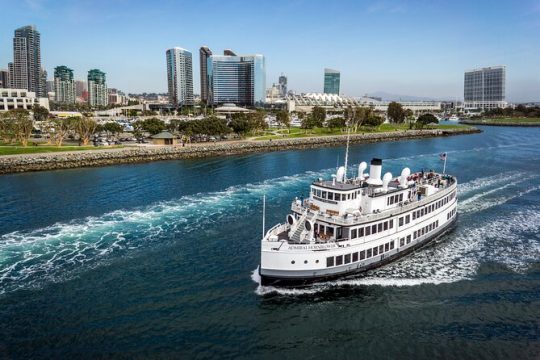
(379, 245), (384, 253)
(317, 190), (321, 197)
(336, 255), (343, 266)
(351, 229), (357, 239)
(407, 235), (411, 243)
(322, 191), (327, 199)
(414, 231), (417, 239)
(328, 192), (334, 201)
(327, 257), (334, 267)
(413, 212), (416, 220)
(389, 220), (393, 228)
(399, 217), (404, 226)
(384, 222), (388, 231)
(390, 241), (394, 250)
(316, 260), (319, 264)
(367, 249), (372, 257)
(372, 224), (377, 234)
(304, 260), (308, 264)
(399, 194), (403, 202)
(377, 223), (382, 232)
(360, 251), (365, 260)
(366, 227), (371, 236)
(400, 238), (405, 246)
(359, 228), (364, 237)
(373, 247), (378, 256)
(344, 254), (351, 264)
(353, 252), (358, 262)
(334, 193), (339, 201)
(327, 227), (334, 236)
(385, 243), (389, 252)
(406, 215), (410, 224)
(291, 260), (295, 264)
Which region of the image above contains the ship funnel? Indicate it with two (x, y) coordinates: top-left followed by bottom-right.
(336, 166), (346, 183)
(366, 158), (383, 186)
(399, 167), (411, 188)
(382, 172), (393, 192)
(358, 161), (368, 180)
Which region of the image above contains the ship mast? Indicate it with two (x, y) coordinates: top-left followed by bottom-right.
(343, 127), (351, 181)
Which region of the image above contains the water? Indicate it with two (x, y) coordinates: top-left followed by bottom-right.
(0, 126), (539, 359)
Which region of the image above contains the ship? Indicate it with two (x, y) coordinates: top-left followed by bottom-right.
(259, 156), (457, 287)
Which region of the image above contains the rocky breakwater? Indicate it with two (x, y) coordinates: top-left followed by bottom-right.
(0, 127), (480, 174)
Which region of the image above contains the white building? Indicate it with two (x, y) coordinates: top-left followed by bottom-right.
(464, 66), (506, 111)
(166, 47), (194, 106)
(0, 88), (49, 111)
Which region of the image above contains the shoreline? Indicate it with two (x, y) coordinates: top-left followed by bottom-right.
(0, 127), (480, 175)
(460, 120), (540, 127)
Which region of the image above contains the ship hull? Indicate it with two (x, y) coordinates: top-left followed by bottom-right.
(259, 214), (458, 287)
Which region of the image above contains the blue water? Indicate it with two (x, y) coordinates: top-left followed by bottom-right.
(0, 126), (539, 359)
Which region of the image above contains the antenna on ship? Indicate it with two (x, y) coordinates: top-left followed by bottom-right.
(262, 194), (266, 239)
(343, 127), (351, 180)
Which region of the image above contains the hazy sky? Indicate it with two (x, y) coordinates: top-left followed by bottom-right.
(1, 0), (539, 101)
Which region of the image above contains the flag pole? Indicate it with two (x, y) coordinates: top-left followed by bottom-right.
(443, 154), (447, 174)
(262, 194), (266, 239)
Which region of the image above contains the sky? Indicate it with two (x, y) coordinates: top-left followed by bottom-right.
(1, 0), (539, 101)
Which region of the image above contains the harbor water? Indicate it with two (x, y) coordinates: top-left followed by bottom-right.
(0, 126), (539, 359)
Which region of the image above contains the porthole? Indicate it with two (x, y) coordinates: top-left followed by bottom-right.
(315, 260), (319, 264)
(304, 260), (308, 264)
(291, 260), (295, 264)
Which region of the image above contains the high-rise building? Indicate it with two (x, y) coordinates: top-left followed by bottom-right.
(324, 68), (340, 95)
(12, 25), (45, 96)
(87, 69), (108, 107)
(75, 80), (87, 98)
(199, 46), (212, 105)
(207, 54), (266, 106)
(464, 66), (506, 110)
(0, 69), (8, 88)
(278, 73), (287, 97)
(54, 66), (75, 104)
(8, 63), (14, 88)
(166, 47), (194, 107)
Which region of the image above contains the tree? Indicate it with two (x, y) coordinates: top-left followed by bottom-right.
(416, 113), (438, 129)
(32, 104), (49, 122)
(311, 106), (326, 128)
(52, 117), (76, 147)
(74, 117), (98, 145)
(363, 114), (384, 127)
(229, 115), (250, 137)
(103, 122), (124, 137)
(140, 118), (165, 135)
(0, 112), (16, 144)
(387, 102), (405, 123)
(1, 109), (34, 147)
(326, 117), (346, 132)
(276, 110), (291, 132)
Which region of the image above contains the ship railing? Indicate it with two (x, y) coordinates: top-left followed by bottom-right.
(291, 181), (456, 225)
(264, 223), (289, 241)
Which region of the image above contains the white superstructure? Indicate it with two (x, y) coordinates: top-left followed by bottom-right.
(259, 158), (458, 286)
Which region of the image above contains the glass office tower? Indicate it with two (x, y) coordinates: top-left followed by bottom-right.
(323, 68), (340, 95)
(166, 47), (194, 107)
(464, 66), (506, 110)
(207, 54), (266, 106)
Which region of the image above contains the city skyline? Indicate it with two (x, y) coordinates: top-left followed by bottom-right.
(1, 0), (539, 101)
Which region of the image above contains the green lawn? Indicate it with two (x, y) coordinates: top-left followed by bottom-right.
(0, 144), (123, 156)
(252, 123), (469, 141)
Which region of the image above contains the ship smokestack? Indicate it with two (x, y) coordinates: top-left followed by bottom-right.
(366, 158), (383, 186)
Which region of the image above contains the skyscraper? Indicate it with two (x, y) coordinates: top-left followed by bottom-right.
(0, 69), (9, 88)
(12, 25), (45, 96)
(464, 66), (506, 110)
(278, 73), (287, 97)
(199, 46), (212, 105)
(166, 47), (194, 107)
(54, 66), (76, 104)
(324, 68), (340, 95)
(207, 54), (266, 106)
(87, 69), (108, 107)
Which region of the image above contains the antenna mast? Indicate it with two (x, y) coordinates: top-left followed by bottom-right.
(343, 127), (351, 180)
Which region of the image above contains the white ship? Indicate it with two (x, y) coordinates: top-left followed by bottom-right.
(259, 156), (458, 286)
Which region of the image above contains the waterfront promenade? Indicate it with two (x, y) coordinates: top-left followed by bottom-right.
(0, 127), (479, 174)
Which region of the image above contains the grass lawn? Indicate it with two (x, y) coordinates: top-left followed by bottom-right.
(0, 143), (123, 156)
(252, 123), (469, 141)
(476, 117), (540, 124)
